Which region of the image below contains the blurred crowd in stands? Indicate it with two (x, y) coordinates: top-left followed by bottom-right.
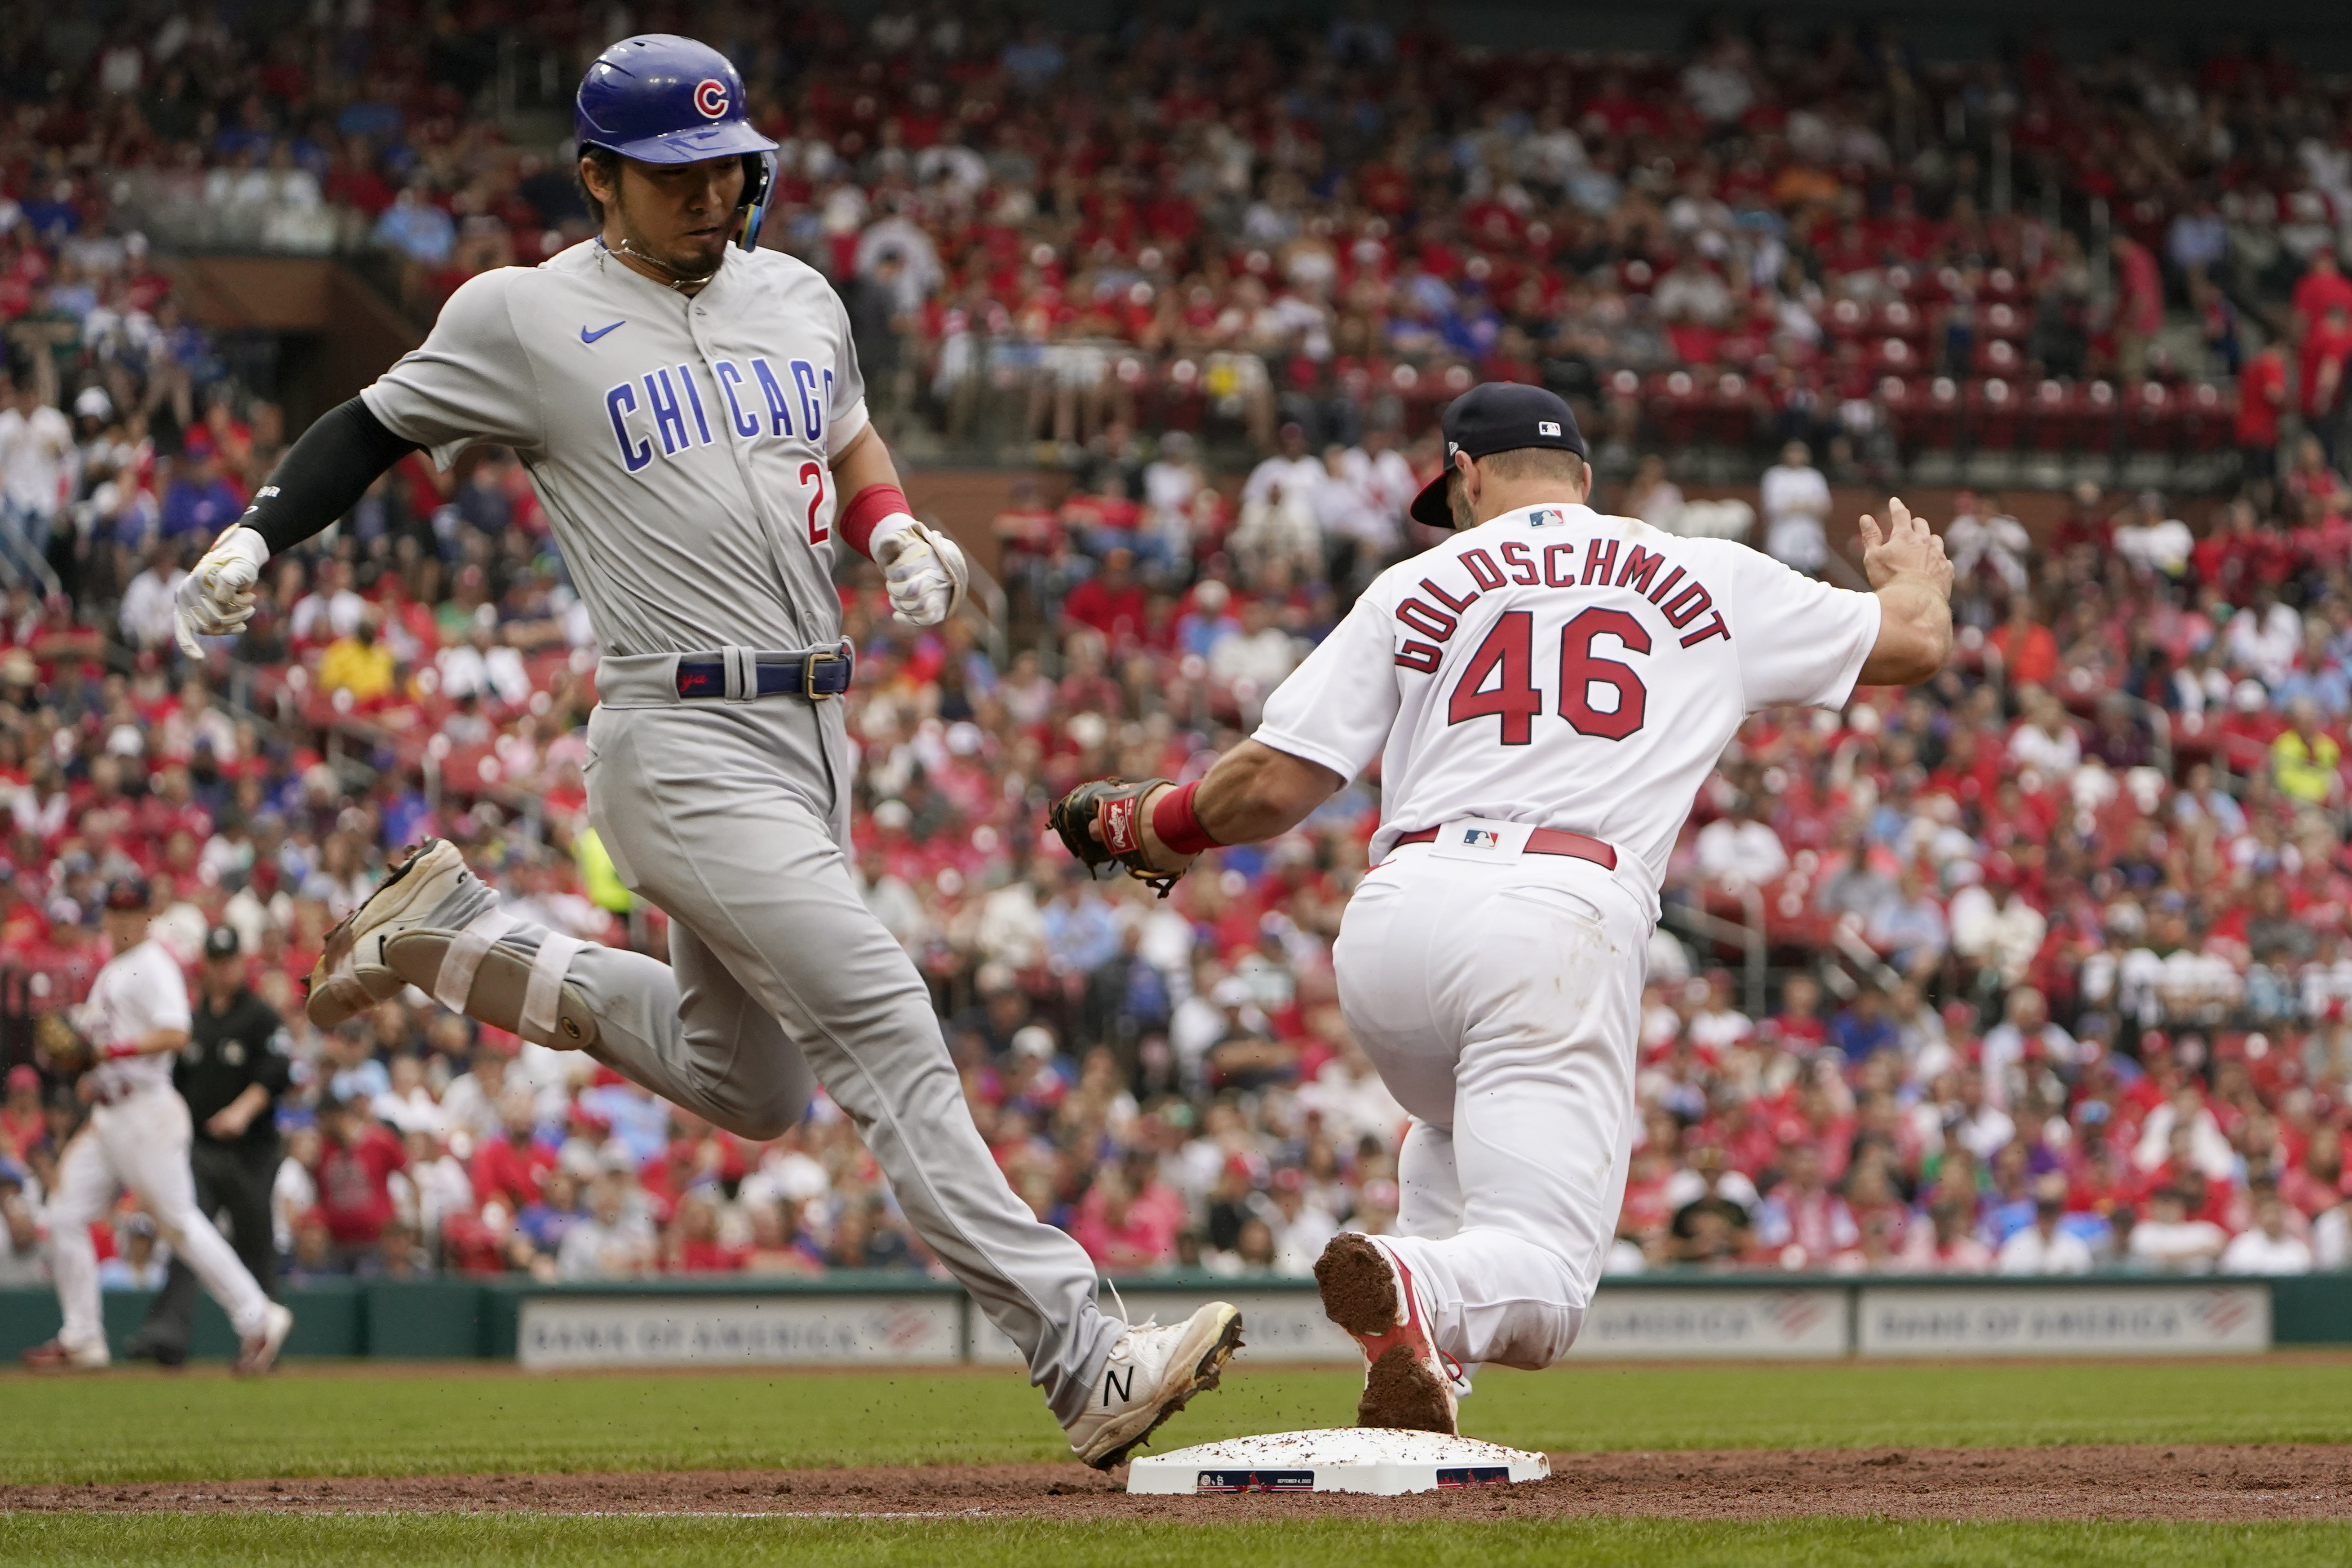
(7, 3), (2352, 468)
(5, 8), (2352, 1295)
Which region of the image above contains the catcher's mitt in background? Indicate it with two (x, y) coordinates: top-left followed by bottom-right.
(1050, 776), (1187, 897)
(32, 1011), (95, 1078)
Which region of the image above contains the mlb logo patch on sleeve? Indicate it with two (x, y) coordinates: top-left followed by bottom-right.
(1527, 507), (1566, 527)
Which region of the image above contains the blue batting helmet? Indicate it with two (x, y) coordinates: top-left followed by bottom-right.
(575, 34), (777, 168)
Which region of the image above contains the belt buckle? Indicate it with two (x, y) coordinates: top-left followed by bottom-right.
(802, 646), (841, 701)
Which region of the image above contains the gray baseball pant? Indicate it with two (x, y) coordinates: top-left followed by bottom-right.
(423, 651), (1119, 1423)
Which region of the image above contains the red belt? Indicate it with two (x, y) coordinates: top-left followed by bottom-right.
(1391, 825), (1617, 870)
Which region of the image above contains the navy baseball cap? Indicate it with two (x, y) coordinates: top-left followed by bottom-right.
(1409, 383), (1590, 530)
(204, 925), (241, 960)
(102, 877), (150, 912)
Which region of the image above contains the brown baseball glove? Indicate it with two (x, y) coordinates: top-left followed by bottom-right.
(32, 1011), (95, 1079)
(1049, 776), (1187, 897)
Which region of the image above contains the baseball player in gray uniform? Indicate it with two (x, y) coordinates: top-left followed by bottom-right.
(170, 34), (1237, 1467)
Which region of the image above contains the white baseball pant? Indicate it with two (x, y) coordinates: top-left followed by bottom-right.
(46, 1087), (273, 1352)
(1332, 842), (1647, 1370)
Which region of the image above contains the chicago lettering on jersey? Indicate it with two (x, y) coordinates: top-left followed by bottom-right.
(1392, 531), (1731, 673)
(602, 355), (829, 470)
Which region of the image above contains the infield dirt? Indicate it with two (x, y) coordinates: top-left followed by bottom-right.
(3, 1444), (2346, 1522)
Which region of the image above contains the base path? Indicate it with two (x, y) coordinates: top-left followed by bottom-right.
(5, 1445), (2348, 1522)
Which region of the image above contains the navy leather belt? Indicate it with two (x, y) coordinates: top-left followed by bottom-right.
(673, 643), (854, 701)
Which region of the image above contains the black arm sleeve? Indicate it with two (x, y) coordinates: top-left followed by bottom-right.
(240, 396), (421, 555)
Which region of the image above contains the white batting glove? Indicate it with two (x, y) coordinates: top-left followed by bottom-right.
(173, 525), (270, 658)
(869, 514), (970, 628)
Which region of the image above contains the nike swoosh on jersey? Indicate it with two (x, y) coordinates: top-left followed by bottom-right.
(580, 320), (625, 343)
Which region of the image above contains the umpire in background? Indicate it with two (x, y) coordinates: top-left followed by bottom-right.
(124, 926), (291, 1366)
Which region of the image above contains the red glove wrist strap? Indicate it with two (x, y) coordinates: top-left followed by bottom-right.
(1152, 780), (1221, 857)
(838, 483), (910, 560)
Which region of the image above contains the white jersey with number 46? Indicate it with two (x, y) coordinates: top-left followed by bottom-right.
(1254, 501), (1882, 905)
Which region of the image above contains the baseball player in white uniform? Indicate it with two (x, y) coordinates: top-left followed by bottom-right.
(23, 879), (293, 1371)
(1064, 383), (1952, 1431)
(167, 35), (1235, 1467)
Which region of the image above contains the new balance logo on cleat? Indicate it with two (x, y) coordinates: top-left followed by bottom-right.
(1104, 1367), (1133, 1405)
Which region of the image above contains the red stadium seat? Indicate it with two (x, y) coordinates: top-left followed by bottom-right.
(2074, 379), (2121, 452)
(1979, 301), (2027, 343)
(2180, 381), (2233, 452)
(1874, 299), (1927, 344)
(1974, 337), (2025, 378)
(1867, 337), (1920, 378)
(2128, 381), (2175, 452)
(2027, 379), (2074, 451)
(1705, 371), (1758, 447)
(1966, 377), (2022, 449)
(1645, 369), (1705, 447)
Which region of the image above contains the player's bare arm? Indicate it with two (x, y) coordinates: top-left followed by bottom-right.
(1854, 496), (1955, 686)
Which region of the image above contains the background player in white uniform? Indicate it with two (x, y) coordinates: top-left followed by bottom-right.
(168, 34), (1235, 1467)
(1075, 383), (1952, 1431)
(23, 880), (293, 1372)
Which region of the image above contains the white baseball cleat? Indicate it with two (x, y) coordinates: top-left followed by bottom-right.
(1065, 1301), (1243, 1470)
(20, 1337), (110, 1371)
(235, 1302), (295, 1375)
(1314, 1232), (1461, 1436)
(306, 840), (598, 1049)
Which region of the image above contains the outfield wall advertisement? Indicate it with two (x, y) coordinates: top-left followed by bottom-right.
(1566, 1287), (1850, 1359)
(1856, 1284), (2271, 1357)
(504, 1278), (2281, 1368)
(518, 1293), (963, 1368)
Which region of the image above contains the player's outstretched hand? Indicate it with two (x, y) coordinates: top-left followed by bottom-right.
(173, 525), (270, 658)
(871, 514), (970, 627)
(1857, 496), (1953, 598)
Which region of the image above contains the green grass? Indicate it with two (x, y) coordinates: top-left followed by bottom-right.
(4, 1516), (2350, 1568)
(1, 1358), (2349, 1486)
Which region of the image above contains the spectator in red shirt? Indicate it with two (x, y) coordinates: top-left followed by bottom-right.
(470, 1092), (556, 1214)
(316, 1095), (407, 1263)
(1071, 1152), (1183, 1270)
(2301, 303), (2352, 466)
(1985, 595), (2059, 687)
(2291, 249), (2352, 337)
(664, 1190), (749, 1273)
(1061, 547), (1148, 648)
(2237, 343), (2290, 502)
(0, 1065), (42, 1160)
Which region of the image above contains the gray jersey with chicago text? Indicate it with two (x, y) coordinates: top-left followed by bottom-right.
(361, 240), (866, 656)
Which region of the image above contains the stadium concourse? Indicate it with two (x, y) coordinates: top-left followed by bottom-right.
(5, 8), (2352, 1308)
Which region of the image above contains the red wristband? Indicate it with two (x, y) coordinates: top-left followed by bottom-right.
(837, 483), (910, 560)
(1152, 780), (1221, 857)
(103, 1043), (142, 1060)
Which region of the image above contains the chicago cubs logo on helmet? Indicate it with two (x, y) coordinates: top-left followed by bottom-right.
(575, 34), (778, 168)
